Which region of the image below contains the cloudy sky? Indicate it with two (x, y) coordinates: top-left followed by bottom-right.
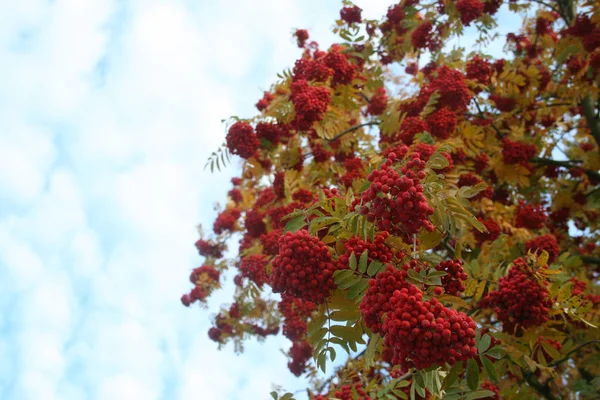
(0, 1), (519, 399)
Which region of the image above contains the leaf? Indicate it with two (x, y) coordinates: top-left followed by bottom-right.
(338, 274), (363, 290)
(418, 228), (443, 251)
(444, 361), (462, 389)
(485, 345), (503, 359)
(537, 250), (549, 267)
(270, 391), (278, 400)
(367, 260), (385, 276)
(364, 334), (382, 368)
(475, 280), (487, 301)
(334, 269), (356, 285)
(330, 309), (360, 322)
(478, 334), (492, 353)
(480, 355), (498, 383)
(330, 325), (364, 343)
(407, 268), (424, 283)
(458, 182), (489, 199)
(281, 393), (294, 400)
(327, 347), (337, 362)
(346, 278), (369, 299)
(359, 250), (369, 273)
(284, 214), (306, 233)
(541, 341), (561, 360)
(349, 252), (357, 270)
(308, 327), (328, 346)
(466, 358), (480, 391)
(465, 390), (497, 400)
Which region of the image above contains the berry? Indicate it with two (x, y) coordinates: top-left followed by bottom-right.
(525, 234), (560, 264)
(226, 121), (260, 159)
(435, 259), (468, 296)
(515, 201), (547, 230)
(239, 254), (269, 287)
(456, 0), (485, 26)
(270, 230), (337, 303)
(340, 6), (362, 24)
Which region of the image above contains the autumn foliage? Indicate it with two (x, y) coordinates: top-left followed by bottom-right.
(184, 1), (600, 399)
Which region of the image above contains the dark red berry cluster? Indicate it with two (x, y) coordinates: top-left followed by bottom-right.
(340, 6), (362, 24)
(288, 340), (313, 376)
(267, 201), (303, 229)
(226, 121), (260, 159)
(260, 229), (283, 255)
(515, 201), (547, 230)
(256, 121), (284, 145)
(213, 208), (241, 234)
(333, 383), (371, 400)
(337, 232), (394, 269)
(292, 188), (315, 204)
(279, 292), (316, 341)
(355, 149), (435, 243)
(367, 87), (388, 116)
(255, 91), (274, 111)
(411, 21), (437, 51)
(290, 79), (331, 130)
(270, 229), (337, 303)
(239, 254), (269, 287)
(295, 29), (309, 48)
(466, 55), (493, 86)
(490, 94), (517, 112)
(480, 257), (551, 332)
(383, 285), (478, 369)
(456, 0), (484, 26)
(480, 381), (500, 400)
(181, 265), (221, 307)
(502, 138), (537, 165)
(473, 217), (501, 245)
(525, 234), (560, 264)
(360, 263), (417, 334)
(244, 209), (266, 238)
(435, 259), (468, 296)
(194, 239), (224, 259)
(425, 107), (457, 139)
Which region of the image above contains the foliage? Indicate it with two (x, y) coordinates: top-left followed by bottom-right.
(181, 1), (600, 399)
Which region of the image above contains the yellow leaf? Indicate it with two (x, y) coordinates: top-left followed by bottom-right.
(475, 280), (487, 301)
(537, 250), (549, 267)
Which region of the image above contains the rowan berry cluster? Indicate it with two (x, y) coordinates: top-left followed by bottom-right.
(290, 79), (331, 130)
(366, 87), (388, 116)
(473, 217), (501, 245)
(279, 292), (316, 341)
(426, 66), (472, 111)
(292, 188), (315, 204)
(194, 239), (224, 259)
(226, 121), (260, 159)
(411, 21), (436, 51)
(270, 229), (337, 303)
(340, 157), (366, 187)
(525, 234), (560, 264)
(333, 384), (371, 400)
(425, 108), (457, 139)
(267, 201), (303, 229)
(288, 340), (313, 376)
(256, 121), (285, 146)
(340, 6), (362, 24)
(295, 29), (309, 48)
(515, 201), (547, 230)
(337, 232), (394, 269)
(181, 265), (221, 307)
(480, 257), (552, 332)
(480, 381), (500, 400)
(355, 150), (435, 243)
(502, 138), (537, 164)
(383, 285), (478, 369)
(213, 208), (241, 234)
(466, 55), (493, 86)
(360, 263), (418, 334)
(255, 91), (274, 111)
(455, 0), (484, 26)
(260, 229), (283, 255)
(435, 259), (468, 296)
(239, 254), (269, 288)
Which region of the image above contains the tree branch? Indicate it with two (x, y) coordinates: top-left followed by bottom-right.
(531, 157), (600, 182)
(581, 96), (600, 152)
(581, 256), (600, 265)
(329, 121), (381, 142)
(549, 340), (600, 367)
(521, 368), (560, 400)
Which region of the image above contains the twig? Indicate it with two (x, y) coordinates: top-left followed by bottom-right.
(581, 96), (600, 153)
(329, 121), (381, 142)
(549, 340), (600, 367)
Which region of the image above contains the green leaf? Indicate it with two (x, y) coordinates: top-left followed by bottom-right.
(330, 325), (363, 343)
(478, 334), (492, 353)
(364, 333), (382, 368)
(327, 347), (337, 362)
(334, 269), (356, 285)
(480, 355), (498, 383)
(270, 391), (278, 400)
(284, 214), (306, 233)
(308, 327), (328, 345)
(358, 250), (369, 273)
(444, 361), (462, 389)
(427, 270), (448, 278)
(540, 341), (561, 360)
(349, 252), (357, 270)
(280, 394), (294, 400)
(317, 351), (327, 373)
(406, 268), (423, 283)
(465, 390), (497, 400)
(485, 345), (504, 359)
(367, 260), (385, 276)
(329, 309), (360, 322)
(425, 276), (442, 286)
(466, 358), (480, 391)
(338, 274), (363, 290)
(347, 278), (369, 299)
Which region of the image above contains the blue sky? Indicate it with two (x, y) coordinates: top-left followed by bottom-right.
(0, 1), (520, 399)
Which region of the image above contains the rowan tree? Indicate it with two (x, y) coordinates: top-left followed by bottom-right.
(183, 1), (600, 399)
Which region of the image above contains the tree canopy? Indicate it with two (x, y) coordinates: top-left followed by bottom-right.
(181, 1), (600, 399)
